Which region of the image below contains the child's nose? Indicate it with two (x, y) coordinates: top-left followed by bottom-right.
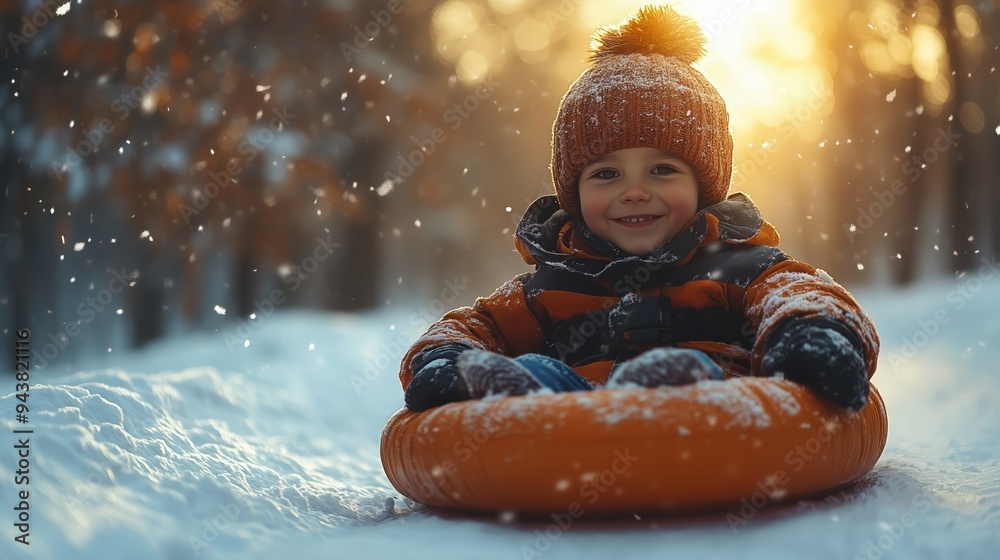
(620, 181), (652, 203)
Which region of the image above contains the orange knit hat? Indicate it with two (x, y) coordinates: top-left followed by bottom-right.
(551, 5), (734, 219)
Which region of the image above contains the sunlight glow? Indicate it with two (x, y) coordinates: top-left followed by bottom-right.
(954, 5), (981, 39)
(433, 1), (506, 83)
(488, 0), (527, 15)
(432, 0), (830, 121)
(514, 18), (550, 53)
(431, 0), (965, 129)
(854, 0), (953, 110)
(577, 0), (830, 138)
(433, 1), (483, 37)
(457, 50), (490, 82)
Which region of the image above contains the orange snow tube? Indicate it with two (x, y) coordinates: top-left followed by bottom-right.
(380, 377), (888, 515)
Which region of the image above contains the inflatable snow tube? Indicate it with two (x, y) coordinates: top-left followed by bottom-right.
(380, 377), (887, 515)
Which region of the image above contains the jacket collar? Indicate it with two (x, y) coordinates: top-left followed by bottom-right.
(514, 193), (779, 278)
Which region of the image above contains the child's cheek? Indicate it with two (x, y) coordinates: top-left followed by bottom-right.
(578, 188), (608, 226)
(665, 186), (699, 220)
(676, 195), (697, 218)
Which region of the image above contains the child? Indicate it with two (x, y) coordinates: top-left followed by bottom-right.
(400, 4), (879, 413)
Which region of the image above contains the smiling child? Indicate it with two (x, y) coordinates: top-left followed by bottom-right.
(398, 4), (879, 414)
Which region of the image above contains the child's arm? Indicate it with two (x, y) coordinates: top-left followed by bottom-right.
(744, 259), (880, 410)
(399, 274), (547, 393)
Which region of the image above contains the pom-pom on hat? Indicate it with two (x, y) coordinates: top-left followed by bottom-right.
(550, 4), (734, 219)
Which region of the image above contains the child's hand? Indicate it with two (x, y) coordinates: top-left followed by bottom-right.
(404, 343), (474, 412)
(761, 318), (869, 411)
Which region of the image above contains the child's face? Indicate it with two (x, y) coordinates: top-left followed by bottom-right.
(577, 147), (699, 256)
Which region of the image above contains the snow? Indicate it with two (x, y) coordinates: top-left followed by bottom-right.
(3, 277), (999, 559)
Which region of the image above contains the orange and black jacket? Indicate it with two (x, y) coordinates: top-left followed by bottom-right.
(399, 194), (879, 390)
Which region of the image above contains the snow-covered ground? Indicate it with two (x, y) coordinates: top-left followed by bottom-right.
(2, 271), (999, 560)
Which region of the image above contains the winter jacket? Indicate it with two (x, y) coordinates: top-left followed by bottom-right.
(398, 194), (879, 390)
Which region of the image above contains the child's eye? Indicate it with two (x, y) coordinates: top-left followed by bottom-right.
(589, 168), (619, 180)
(651, 164), (679, 175)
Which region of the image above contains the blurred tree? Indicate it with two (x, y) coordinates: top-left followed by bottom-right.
(822, 0), (878, 285)
(816, 0), (998, 282)
(879, 0), (931, 286)
(939, 0), (994, 273)
(2, 0), (999, 366)
(989, 4), (1000, 261)
(0, 0), (457, 358)
(0, 3), (69, 360)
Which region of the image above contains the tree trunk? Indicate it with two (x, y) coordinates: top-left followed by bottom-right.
(887, 75), (928, 286)
(939, 0), (981, 274)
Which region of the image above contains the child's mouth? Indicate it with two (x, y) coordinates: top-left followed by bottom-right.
(614, 215), (662, 227)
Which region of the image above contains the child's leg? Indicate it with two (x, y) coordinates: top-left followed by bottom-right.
(458, 351), (543, 399)
(458, 350), (593, 398)
(513, 354), (595, 392)
(606, 347), (723, 388)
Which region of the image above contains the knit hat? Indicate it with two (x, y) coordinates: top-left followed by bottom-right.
(550, 4), (734, 219)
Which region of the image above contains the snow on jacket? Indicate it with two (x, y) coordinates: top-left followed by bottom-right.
(398, 194), (879, 389)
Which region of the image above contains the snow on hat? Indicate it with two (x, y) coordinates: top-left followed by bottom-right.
(550, 4), (734, 218)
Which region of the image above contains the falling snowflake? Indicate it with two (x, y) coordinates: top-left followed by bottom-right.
(886, 89), (897, 102)
(214, 305), (226, 315)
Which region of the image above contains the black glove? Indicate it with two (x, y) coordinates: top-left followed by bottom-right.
(761, 318), (869, 411)
(404, 343), (474, 412)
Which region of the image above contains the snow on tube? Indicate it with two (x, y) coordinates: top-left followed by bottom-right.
(380, 377), (888, 515)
